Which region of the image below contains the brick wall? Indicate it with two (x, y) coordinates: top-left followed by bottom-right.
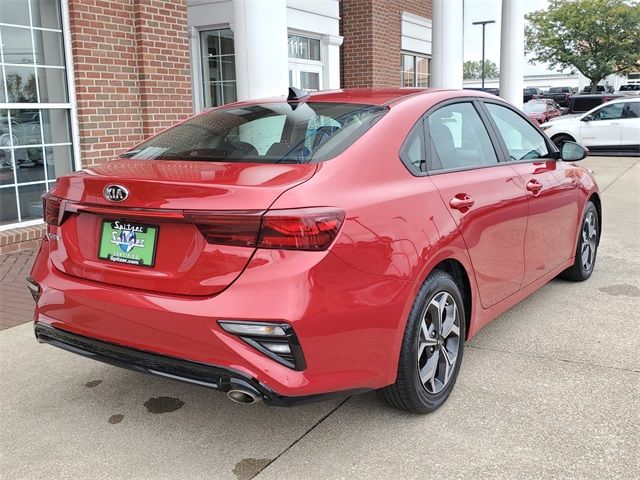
(0, 225), (46, 255)
(69, 0), (193, 167)
(340, 0), (432, 88)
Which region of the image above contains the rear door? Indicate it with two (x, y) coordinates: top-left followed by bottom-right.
(425, 100), (528, 309)
(481, 100), (579, 286)
(620, 102), (640, 152)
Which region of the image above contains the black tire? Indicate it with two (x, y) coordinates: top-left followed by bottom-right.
(378, 269), (466, 414)
(560, 201), (599, 281)
(551, 134), (574, 149)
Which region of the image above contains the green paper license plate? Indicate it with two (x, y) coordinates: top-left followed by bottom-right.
(98, 220), (158, 267)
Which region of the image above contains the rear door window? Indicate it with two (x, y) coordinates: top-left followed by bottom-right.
(426, 102), (499, 171)
(399, 121), (425, 174)
(622, 102), (640, 118)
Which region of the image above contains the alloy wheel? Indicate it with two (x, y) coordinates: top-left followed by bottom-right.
(417, 291), (461, 394)
(581, 211), (597, 271)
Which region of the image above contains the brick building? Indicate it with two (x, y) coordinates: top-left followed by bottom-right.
(0, 0), (434, 251)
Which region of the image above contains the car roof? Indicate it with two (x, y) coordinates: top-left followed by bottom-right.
(605, 97), (640, 104)
(224, 88), (498, 108)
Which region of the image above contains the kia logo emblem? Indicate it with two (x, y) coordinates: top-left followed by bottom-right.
(104, 185), (129, 202)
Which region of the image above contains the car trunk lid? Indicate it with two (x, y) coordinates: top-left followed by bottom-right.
(46, 159), (317, 296)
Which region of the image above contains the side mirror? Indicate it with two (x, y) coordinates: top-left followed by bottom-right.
(581, 114), (593, 122)
(561, 141), (588, 162)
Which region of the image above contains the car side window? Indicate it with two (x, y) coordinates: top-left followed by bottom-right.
(426, 102), (498, 172)
(591, 103), (624, 121)
(622, 103), (640, 118)
(399, 121), (425, 174)
(485, 103), (550, 161)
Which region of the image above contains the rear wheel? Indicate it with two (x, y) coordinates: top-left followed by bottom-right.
(560, 201), (599, 281)
(378, 269), (465, 414)
(551, 133), (574, 149)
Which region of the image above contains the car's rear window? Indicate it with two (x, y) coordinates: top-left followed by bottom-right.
(121, 102), (387, 163)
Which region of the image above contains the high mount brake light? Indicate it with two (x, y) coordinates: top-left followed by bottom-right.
(42, 193), (63, 226)
(185, 208), (345, 251)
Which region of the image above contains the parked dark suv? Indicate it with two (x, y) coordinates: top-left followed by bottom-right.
(561, 94), (623, 116)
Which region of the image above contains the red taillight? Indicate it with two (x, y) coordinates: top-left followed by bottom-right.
(42, 193), (62, 226)
(185, 208), (345, 251)
(184, 211), (264, 247)
(259, 208), (345, 251)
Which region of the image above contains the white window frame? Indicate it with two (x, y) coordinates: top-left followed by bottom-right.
(401, 51), (431, 88)
(0, 0), (81, 231)
(190, 24), (237, 112)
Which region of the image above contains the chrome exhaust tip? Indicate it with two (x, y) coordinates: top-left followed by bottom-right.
(227, 389), (260, 404)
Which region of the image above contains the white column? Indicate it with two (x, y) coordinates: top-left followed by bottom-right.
(188, 27), (204, 113)
(431, 0), (464, 89)
(322, 34), (343, 90)
(499, 0), (525, 109)
(232, 0), (289, 101)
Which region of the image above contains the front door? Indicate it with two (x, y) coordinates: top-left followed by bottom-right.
(580, 102), (624, 148)
(426, 101), (528, 309)
(482, 101), (579, 286)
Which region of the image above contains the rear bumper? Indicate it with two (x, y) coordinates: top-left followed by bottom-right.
(34, 323), (367, 406)
(30, 240), (412, 398)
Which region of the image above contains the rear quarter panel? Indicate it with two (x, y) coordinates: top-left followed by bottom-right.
(269, 93), (481, 378)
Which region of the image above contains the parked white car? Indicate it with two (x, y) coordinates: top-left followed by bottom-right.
(618, 84), (640, 96)
(540, 97), (640, 155)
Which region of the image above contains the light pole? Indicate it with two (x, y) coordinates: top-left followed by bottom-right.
(472, 20), (495, 91)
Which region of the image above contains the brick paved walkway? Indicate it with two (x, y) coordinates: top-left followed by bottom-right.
(0, 248), (38, 331)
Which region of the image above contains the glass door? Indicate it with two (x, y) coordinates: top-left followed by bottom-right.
(288, 63), (323, 92)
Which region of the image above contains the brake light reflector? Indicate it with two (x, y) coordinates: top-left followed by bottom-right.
(186, 207), (345, 251)
(42, 193), (62, 226)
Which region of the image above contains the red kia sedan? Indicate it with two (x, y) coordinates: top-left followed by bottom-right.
(29, 88), (601, 413)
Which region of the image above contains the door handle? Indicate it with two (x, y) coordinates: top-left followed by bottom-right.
(526, 179), (543, 193)
(449, 194), (474, 211)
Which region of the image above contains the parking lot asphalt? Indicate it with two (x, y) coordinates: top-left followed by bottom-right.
(1, 156), (638, 480)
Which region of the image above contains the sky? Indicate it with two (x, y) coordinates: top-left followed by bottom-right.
(463, 0), (566, 76)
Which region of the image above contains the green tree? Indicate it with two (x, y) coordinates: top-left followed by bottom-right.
(463, 60), (499, 80)
(526, 0), (640, 93)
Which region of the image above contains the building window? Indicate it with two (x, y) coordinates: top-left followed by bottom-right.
(0, 0), (76, 229)
(402, 53), (430, 88)
(200, 29), (237, 107)
(288, 33), (323, 92)
(288, 34), (321, 61)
